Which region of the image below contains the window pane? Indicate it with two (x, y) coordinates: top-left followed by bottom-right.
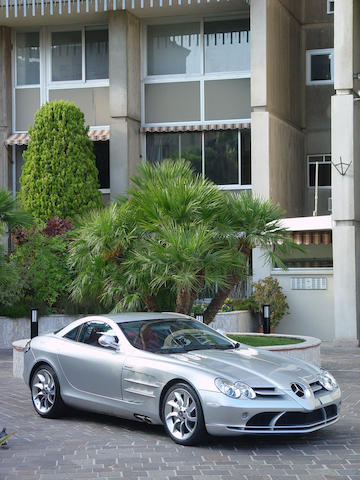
(311, 54), (331, 81)
(180, 132), (202, 175)
(52, 31), (82, 81)
(308, 155), (324, 163)
(78, 322), (112, 347)
(93, 141), (110, 189)
(64, 325), (81, 341)
(309, 163), (331, 187)
(204, 19), (250, 73)
(205, 130), (238, 185)
(85, 29), (109, 80)
(241, 130), (251, 185)
(147, 133), (179, 164)
(318, 164), (331, 186)
(16, 32), (40, 86)
(204, 79), (251, 121)
(145, 82), (200, 123)
(147, 23), (201, 75)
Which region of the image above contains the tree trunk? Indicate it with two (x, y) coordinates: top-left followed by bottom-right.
(176, 288), (191, 314)
(203, 273), (240, 325)
(188, 269), (205, 315)
(144, 296), (158, 312)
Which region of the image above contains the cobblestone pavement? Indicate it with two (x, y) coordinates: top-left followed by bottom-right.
(0, 346), (359, 480)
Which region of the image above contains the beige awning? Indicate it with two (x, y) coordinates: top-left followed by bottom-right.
(141, 122), (251, 134)
(6, 129), (110, 146)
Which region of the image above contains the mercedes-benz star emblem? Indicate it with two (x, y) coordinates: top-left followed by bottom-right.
(291, 382), (310, 398)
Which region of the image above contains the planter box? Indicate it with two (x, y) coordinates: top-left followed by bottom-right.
(210, 310), (256, 333)
(228, 332), (321, 366)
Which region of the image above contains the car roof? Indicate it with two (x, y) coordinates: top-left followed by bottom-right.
(85, 312), (192, 324)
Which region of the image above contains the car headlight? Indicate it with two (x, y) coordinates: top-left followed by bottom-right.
(318, 369), (338, 391)
(214, 377), (256, 399)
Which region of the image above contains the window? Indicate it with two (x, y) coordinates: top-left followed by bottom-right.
(78, 321), (114, 347)
(306, 49), (334, 85)
(146, 129), (251, 187)
(327, 0), (334, 14)
(51, 27), (109, 83)
(204, 19), (250, 74)
(147, 23), (201, 76)
(63, 325), (82, 341)
(93, 141), (110, 190)
(147, 19), (250, 77)
(308, 155), (331, 188)
(16, 32), (40, 86)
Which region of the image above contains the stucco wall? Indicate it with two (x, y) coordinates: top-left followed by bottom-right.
(272, 271), (335, 341)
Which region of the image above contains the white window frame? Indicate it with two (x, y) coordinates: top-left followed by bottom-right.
(307, 154), (332, 189)
(306, 49), (334, 86)
(145, 129), (251, 190)
(12, 25), (109, 134)
(47, 25), (109, 89)
(327, 0), (334, 14)
(141, 16), (251, 189)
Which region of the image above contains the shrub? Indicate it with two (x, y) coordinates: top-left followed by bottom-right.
(251, 276), (289, 328)
(11, 218), (74, 312)
(19, 100), (102, 221)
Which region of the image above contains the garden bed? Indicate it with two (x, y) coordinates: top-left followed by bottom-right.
(227, 332), (321, 366)
(227, 334), (305, 347)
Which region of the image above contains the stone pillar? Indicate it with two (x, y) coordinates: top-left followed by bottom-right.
(331, 0), (360, 345)
(109, 11), (141, 197)
(0, 27), (12, 190)
(251, 0), (305, 282)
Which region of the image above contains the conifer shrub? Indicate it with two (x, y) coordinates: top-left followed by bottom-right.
(19, 100), (102, 220)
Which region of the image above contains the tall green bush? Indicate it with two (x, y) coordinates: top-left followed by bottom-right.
(19, 100), (102, 220)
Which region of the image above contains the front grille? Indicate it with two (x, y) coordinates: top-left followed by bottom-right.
(241, 404), (338, 431)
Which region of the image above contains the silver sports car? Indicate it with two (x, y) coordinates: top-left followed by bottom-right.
(23, 313), (341, 445)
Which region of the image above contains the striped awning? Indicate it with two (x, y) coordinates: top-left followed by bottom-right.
(290, 231), (332, 245)
(6, 129), (110, 146)
(141, 122), (251, 134)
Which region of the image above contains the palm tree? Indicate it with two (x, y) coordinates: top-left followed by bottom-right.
(202, 193), (300, 324)
(69, 161), (297, 323)
(0, 189), (33, 299)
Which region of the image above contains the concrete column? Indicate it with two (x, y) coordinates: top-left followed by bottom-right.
(0, 27), (12, 190)
(331, 0), (360, 345)
(109, 11), (141, 197)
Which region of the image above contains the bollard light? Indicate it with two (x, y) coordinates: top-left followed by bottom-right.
(262, 304), (271, 334)
(30, 308), (39, 339)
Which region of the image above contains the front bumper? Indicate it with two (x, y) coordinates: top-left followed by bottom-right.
(201, 388), (341, 436)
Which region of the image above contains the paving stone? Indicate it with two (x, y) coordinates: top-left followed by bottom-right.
(0, 346), (359, 480)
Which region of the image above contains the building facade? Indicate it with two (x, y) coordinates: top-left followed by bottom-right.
(0, 0), (358, 344)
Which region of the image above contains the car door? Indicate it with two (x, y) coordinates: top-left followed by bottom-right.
(57, 320), (124, 401)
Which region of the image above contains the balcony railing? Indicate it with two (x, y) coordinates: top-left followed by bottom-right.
(0, 0), (250, 19)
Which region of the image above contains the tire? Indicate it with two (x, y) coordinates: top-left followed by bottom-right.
(30, 365), (65, 419)
(162, 382), (207, 446)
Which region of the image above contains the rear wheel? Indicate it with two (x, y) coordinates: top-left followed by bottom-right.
(162, 382), (206, 445)
(31, 365), (65, 418)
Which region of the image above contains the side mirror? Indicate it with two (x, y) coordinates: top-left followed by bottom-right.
(98, 334), (120, 351)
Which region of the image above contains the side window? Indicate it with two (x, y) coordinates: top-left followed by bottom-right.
(63, 325), (81, 341)
(78, 321), (114, 347)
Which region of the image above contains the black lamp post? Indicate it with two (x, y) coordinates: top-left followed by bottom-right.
(262, 304), (271, 334)
(30, 308), (39, 339)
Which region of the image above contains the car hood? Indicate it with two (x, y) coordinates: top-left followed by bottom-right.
(168, 345), (319, 389)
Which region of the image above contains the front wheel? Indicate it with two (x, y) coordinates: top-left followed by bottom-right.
(162, 382), (206, 445)
(31, 365), (65, 418)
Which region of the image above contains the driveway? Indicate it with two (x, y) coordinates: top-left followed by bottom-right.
(0, 346), (359, 480)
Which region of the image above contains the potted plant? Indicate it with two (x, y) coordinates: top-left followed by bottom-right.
(250, 276), (289, 332)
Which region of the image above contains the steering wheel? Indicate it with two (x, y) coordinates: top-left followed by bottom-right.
(163, 329), (204, 348)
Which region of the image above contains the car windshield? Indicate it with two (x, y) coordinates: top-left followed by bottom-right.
(118, 318), (236, 354)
